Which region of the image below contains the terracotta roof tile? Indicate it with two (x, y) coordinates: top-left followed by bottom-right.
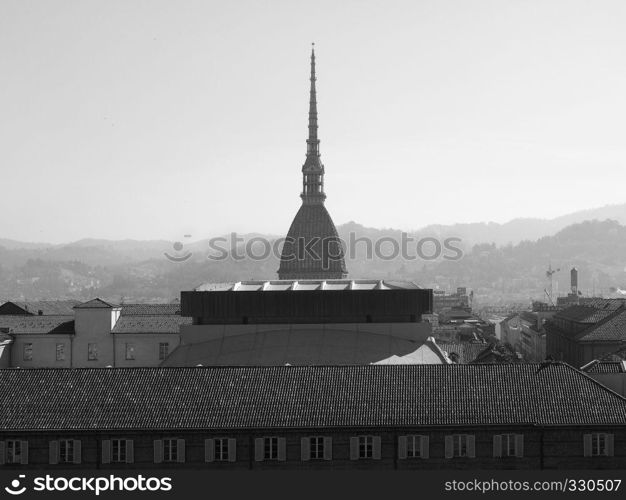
(0, 363), (624, 431)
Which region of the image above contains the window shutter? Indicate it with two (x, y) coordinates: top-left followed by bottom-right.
(20, 441), (28, 465)
(467, 435), (476, 458)
(204, 439), (215, 462)
(301, 437), (310, 461)
(373, 436), (382, 460)
(398, 436), (408, 459)
(177, 439), (185, 463)
(49, 440), (59, 465)
(0, 441), (5, 465)
(154, 440), (163, 464)
(323, 437), (332, 461)
(254, 438), (264, 462)
(349, 437), (359, 460)
(493, 435), (502, 458)
(74, 440), (82, 465)
(102, 440), (111, 464)
(444, 436), (454, 459)
(583, 434), (592, 457)
(277, 437), (286, 461)
(606, 434), (614, 457)
(228, 438), (237, 462)
(420, 435), (430, 459)
(515, 434), (524, 458)
(125, 439), (134, 464)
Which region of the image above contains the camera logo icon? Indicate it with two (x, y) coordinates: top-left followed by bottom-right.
(4, 475), (27, 495)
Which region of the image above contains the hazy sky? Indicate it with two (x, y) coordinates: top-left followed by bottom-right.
(1, 0), (625, 243)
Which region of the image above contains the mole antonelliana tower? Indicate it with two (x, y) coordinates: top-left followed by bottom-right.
(277, 45), (348, 280)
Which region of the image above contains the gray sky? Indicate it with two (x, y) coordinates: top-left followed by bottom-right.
(1, 0), (625, 243)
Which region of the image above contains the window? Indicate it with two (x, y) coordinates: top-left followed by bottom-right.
(584, 433), (614, 457)
(125, 343), (135, 361)
(358, 436), (374, 459)
(309, 436), (325, 460)
(205, 438), (236, 462)
(445, 434), (475, 458)
(159, 343), (169, 361)
(59, 440), (74, 463)
(163, 439), (178, 462)
(264, 437), (279, 460)
(56, 343), (65, 361)
(350, 435), (381, 460)
(493, 434), (523, 458)
(88, 343), (98, 361)
(399, 435), (429, 459)
(215, 438), (229, 461)
(6, 440), (26, 464)
(23, 343), (33, 361)
(111, 439), (127, 463)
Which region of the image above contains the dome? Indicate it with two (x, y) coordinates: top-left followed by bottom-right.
(278, 203), (347, 279)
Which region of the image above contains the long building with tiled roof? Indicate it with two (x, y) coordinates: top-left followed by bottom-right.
(0, 363), (624, 469)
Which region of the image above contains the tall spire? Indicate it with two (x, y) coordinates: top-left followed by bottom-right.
(307, 44), (319, 158)
(301, 43), (326, 204)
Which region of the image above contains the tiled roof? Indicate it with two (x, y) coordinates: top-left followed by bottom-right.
(578, 308), (626, 342)
(0, 363), (624, 431)
(555, 305), (615, 324)
(111, 315), (191, 334)
(195, 279), (420, 292)
(0, 300), (81, 316)
(74, 298), (118, 309)
(581, 360), (626, 374)
(0, 315), (74, 335)
(437, 341), (489, 364)
(120, 303), (181, 316)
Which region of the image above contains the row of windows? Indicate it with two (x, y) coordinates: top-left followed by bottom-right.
(21, 343), (170, 362)
(0, 433), (615, 465)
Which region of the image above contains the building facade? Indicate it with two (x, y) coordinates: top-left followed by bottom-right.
(0, 364), (624, 470)
(0, 299), (187, 368)
(165, 280), (433, 366)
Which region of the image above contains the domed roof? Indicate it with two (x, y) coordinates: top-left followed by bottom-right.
(278, 203), (347, 279)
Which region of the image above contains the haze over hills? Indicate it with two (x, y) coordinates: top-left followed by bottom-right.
(0, 204), (625, 304)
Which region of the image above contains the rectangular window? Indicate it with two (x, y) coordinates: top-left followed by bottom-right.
(592, 433), (610, 457)
(159, 343), (169, 361)
(59, 440), (74, 463)
(23, 343), (33, 361)
(455, 435), (468, 457)
(264, 437), (279, 460)
(56, 343), (65, 361)
(215, 438), (229, 461)
(88, 343), (98, 361)
(6, 440), (23, 464)
(494, 434), (523, 458)
(309, 436), (325, 460)
(358, 436), (374, 459)
(447, 434), (475, 458)
(111, 439), (127, 463)
(125, 343), (135, 361)
(407, 435), (423, 458)
(163, 439), (178, 462)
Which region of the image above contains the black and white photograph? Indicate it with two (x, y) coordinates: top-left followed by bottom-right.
(1, 0), (625, 497)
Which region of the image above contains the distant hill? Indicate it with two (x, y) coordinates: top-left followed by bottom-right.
(1, 204), (625, 303)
